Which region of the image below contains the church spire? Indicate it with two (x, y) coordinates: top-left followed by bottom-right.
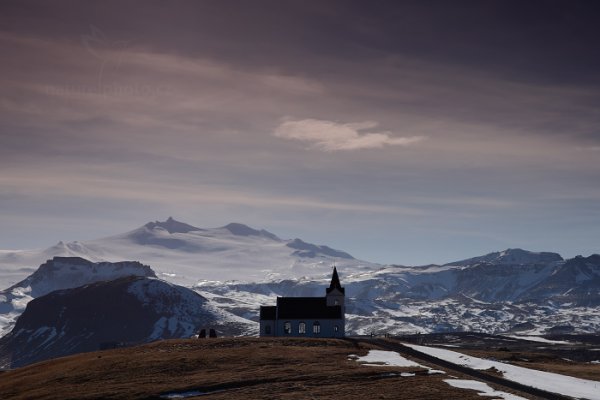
(326, 266), (345, 294)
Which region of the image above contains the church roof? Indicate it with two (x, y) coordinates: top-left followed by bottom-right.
(260, 306), (277, 320)
(326, 266), (345, 294)
(276, 297), (342, 319)
(259, 267), (345, 322)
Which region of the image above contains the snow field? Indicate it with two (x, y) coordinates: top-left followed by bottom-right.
(444, 379), (527, 399)
(405, 343), (600, 400)
(349, 350), (446, 374)
(350, 350), (525, 398)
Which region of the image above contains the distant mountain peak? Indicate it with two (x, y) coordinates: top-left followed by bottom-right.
(144, 217), (201, 234)
(286, 238), (354, 259)
(221, 223), (280, 240)
(6, 257), (156, 298)
(446, 248), (563, 266)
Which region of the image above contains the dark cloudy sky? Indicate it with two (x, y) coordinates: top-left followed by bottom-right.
(1, 0), (599, 264)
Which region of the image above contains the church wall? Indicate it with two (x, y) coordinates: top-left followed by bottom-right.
(273, 318), (344, 338)
(259, 268), (346, 338)
(259, 320), (275, 337)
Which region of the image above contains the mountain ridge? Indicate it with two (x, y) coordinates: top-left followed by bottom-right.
(144, 216), (202, 234)
(0, 276), (253, 368)
(0, 257), (157, 337)
(445, 248), (564, 267)
(0, 218), (374, 288)
(1, 218), (599, 342)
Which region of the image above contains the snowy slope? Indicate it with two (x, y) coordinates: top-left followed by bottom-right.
(197, 254), (600, 335)
(0, 276), (254, 368)
(0, 242), (106, 289)
(0, 218), (379, 288)
(1, 220), (599, 337)
(446, 248), (563, 266)
(0, 257), (156, 337)
(405, 343), (600, 400)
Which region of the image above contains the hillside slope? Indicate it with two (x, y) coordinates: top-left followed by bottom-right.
(0, 338), (495, 400)
(0, 257), (156, 337)
(0, 277), (253, 369)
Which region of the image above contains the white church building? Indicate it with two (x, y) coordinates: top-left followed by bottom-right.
(259, 267), (345, 338)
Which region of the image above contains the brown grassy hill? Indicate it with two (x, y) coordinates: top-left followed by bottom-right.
(0, 337), (505, 400)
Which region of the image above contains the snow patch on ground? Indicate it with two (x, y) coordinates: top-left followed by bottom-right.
(504, 335), (572, 344)
(350, 349), (445, 376)
(406, 343), (600, 400)
(444, 379), (527, 399)
(350, 350), (425, 367)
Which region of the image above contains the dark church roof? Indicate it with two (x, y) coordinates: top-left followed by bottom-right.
(276, 297), (342, 319)
(260, 306), (277, 320)
(259, 267), (345, 321)
(326, 266), (345, 294)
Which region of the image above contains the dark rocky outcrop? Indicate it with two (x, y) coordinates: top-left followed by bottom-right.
(0, 276), (248, 368)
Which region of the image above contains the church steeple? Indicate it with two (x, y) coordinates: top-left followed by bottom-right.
(326, 266), (345, 294)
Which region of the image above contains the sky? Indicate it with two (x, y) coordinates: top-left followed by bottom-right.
(1, 0), (600, 265)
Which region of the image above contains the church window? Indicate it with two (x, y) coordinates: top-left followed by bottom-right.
(299, 322), (306, 334)
(284, 321), (291, 334)
(334, 299), (339, 305)
(334, 325), (339, 332)
(312, 321), (321, 334)
(265, 325), (271, 334)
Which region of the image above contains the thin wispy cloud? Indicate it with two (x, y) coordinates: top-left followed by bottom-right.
(575, 146), (600, 152)
(273, 118), (426, 151)
(0, 169), (424, 216)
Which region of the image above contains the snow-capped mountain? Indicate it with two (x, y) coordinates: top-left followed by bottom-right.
(1, 219), (599, 341)
(197, 251), (600, 336)
(445, 248), (564, 267)
(523, 254), (600, 305)
(0, 218), (379, 288)
(5, 257), (156, 298)
(0, 257), (156, 337)
(0, 276), (253, 368)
